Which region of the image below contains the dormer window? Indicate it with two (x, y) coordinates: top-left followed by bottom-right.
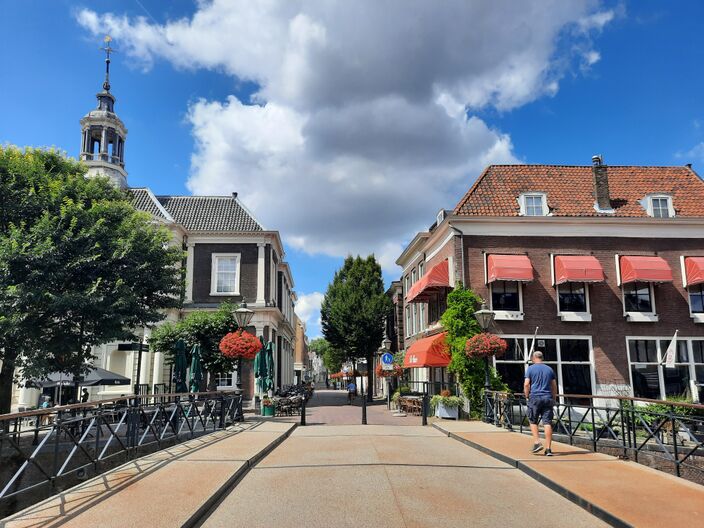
(518, 193), (548, 216)
(645, 195), (674, 218)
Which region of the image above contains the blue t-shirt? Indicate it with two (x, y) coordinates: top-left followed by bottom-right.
(525, 363), (555, 398)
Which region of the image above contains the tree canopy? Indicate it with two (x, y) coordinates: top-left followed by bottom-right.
(309, 337), (345, 374)
(0, 146), (183, 412)
(320, 255), (391, 399)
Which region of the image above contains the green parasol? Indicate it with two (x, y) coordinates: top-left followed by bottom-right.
(264, 341), (275, 392)
(173, 338), (188, 393)
(189, 343), (203, 393)
(254, 336), (267, 396)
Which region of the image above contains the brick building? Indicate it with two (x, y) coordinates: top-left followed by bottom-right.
(395, 157), (704, 402)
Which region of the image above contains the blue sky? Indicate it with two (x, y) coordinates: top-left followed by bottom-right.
(2, 1), (704, 338)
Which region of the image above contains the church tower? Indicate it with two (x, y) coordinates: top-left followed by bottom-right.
(79, 36), (128, 189)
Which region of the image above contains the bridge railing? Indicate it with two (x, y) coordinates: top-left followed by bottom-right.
(484, 390), (704, 482)
(0, 390), (243, 516)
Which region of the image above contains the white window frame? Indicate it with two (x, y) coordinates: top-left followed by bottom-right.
(626, 336), (704, 402)
(644, 194), (675, 218)
(412, 303), (418, 335)
(210, 253), (241, 296)
(419, 261), (425, 277)
(493, 335), (596, 403)
(411, 268), (417, 285)
(405, 306), (412, 338)
(489, 280), (524, 321)
(518, 192), (549, 217)
(215, 371), (236, 390)
(621, 281), (658, 323)
(556, 282), (592, 322)
(419, 302), (426, 332)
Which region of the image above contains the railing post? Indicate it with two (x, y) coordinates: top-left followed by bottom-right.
(219, 395), (226, 429)
(421, 393), (428, 426)
(618, 399), (628, 459)
(52, 412), (61, 489)
(670, 404), (680, 477)
(590, 403), (597, 452)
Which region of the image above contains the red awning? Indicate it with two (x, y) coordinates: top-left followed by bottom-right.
(487, 254), (533, 283)
(620, 256), (673, 284)
(405, 260), (450, 303)
(554, 255), (605, 284)
(403, 332), (450, 368)
(684, 257), (704, 287)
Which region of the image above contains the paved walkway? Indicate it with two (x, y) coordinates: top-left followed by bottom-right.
(434, 420), (704, 527)
(202, 424), (606, 528)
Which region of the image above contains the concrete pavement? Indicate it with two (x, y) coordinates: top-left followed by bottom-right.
(202, 424), (607, 528)
(434, 420), (704, 528)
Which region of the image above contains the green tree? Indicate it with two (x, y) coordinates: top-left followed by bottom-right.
(309, 337), (345, 374)
(440, 284), (506, 417)
(320, 255), (391, 401)
(149, 302), (241, 389)
(0, 146), (183, 412)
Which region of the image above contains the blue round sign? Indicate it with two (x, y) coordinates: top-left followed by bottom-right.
(381, 352), (394, 365)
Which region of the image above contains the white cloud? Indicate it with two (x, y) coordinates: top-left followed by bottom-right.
(676, 142), (704, 162)
(76, 1), (613, 272)
(295, 291), (324, 336)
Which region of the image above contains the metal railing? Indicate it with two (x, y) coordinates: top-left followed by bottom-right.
(485, 391), (704, 483)
(405, 380), (462, 396)
(0, 390), (243, 516)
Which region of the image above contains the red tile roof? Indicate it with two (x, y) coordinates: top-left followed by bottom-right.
(453, 165), (704, 217)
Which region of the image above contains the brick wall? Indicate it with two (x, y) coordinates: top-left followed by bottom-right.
(193, 243), (258, 303)
(462, 235), (704, 386)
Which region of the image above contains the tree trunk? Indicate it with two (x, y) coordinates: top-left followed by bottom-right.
(367, 352), (373, 403)
(0, 355), (17, 414)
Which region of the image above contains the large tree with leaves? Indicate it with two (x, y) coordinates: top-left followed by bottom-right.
(320, 255), (391, 401)
(0, 146), (183, 413)
(149, 302), (241, 389)
(309, 337), (345, 374)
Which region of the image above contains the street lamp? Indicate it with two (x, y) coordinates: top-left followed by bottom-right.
(380, 336), (392, 410)
(233, 299), (255, 391)
(474, 303), (496, 422)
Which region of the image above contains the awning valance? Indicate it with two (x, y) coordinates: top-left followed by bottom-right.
(620, 256), (673, 284)
(684, 257), (704, 287)
(487, 254), (533, 283)
(403, 332), (450, 368)
(405, 260), (450, 303)
(554, 255), (605, 284)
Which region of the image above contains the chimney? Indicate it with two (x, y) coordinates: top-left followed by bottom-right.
(232, 192), (238, 199)
(591, 155), (612, 212)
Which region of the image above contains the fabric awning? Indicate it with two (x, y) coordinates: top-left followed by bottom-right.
(405, 260), (450, 303)
(403, 332), (450, 368)
(685, 257), (704, 287)
(554, 255), (605, 284)
(487, 254), (533, 283)
(619, 256), (673, 284)
(30, 367), (131, 388)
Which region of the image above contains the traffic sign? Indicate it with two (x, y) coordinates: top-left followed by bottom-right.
(381, 352), (393, 365)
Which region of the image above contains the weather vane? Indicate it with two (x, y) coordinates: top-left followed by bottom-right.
(100, 35), (116, 92)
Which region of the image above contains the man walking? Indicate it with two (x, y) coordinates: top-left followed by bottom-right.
(524, 350), (557, 456)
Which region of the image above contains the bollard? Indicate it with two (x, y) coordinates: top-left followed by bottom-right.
(421, 394), (428, 426)
(300, 396), (306, 426)
(362, 393), (367, 425)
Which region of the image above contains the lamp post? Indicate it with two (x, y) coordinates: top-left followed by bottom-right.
(380, 337), (392, 409)
(233, 299), (255, 392)
(474, 303), (495, 422)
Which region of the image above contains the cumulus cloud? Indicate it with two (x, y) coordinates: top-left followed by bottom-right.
(76, 1), (613, 269)
(676, 142), (704, 163)
(295, 291), (324, 337)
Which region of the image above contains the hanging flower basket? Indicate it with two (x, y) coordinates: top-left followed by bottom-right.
(219, 329), (262, 360)
(465, 332), (507, 359)
(375, 362), (403, 378)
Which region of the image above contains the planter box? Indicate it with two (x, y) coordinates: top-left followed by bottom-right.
(435, 402), (459, 419)
(262, 405), (275, 417)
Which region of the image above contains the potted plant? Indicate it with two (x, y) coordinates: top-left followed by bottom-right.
(430, 389), (464, 419)
(261, 397), (275, 417)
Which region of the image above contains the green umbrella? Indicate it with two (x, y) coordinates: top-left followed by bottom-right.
(264, 341), (275, 392)
(254, 337), (267, 396)
(173, 339), (188, 393)
(189, 344), (203, 393)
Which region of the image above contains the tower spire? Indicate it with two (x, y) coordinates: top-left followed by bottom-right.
(100, 35), (114, 92)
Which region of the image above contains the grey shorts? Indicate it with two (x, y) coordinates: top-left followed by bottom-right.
(528, 396), (554, 425)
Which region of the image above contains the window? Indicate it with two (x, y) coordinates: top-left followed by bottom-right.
(558, 282), (587, 313)
(412, 304), (418, 335)
(623, 282), (653, 313)
(519, 193), (548, 216)
(405, 275), (410, 296)
(628, 338), (704, 400)
(647, 195), (674, 218)
(419, 303), (426, 331)
(491, 281), (520, 312)
(215, 372), (234, 387)
(689, 284), (704, 313)
(419, 262), (425, 277)
(411, 268), (417, 285)
(405, 306), (412, 337)
(494, 336), (593, 404)
(210, 253), (241, 295)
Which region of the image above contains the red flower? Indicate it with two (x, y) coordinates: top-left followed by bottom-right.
(465, 333), (507, 359)
(375, 362), (403, 378)
(219, 330), (262, 360)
